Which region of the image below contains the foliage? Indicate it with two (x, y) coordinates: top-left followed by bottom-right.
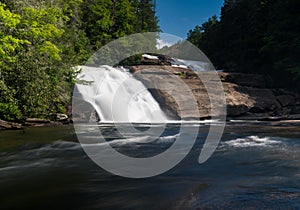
(187, 0), (300, 88)
(0, 0), (160, 121)
(0, 103), (22, 121)
(131, 0), (160, 32)
(83, 0), (159, 50)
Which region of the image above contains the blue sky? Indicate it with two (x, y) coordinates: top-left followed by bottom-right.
(156, 0), (224, 38)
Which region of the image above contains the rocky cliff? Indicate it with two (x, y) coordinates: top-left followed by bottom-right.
(131, 65), (300, 121)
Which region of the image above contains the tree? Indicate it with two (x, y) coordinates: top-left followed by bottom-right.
(187, 25), (202, 47)
(187, 0), (300, 88)
(0, 3), (25, 120)
(0, 0), (162, 120)
(83, 0), (114, 49)
(131, 0), (159, 32)
(0, 3), (72, 119)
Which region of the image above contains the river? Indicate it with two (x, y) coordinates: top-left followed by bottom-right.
(0, 121), (300, 209)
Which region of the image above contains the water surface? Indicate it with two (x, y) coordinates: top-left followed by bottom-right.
(0, 122), (299, 209)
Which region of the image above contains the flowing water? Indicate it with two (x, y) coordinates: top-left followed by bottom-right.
(0, 121), (300, 209)
(171, 58), (213, 72)
(74, 65), (166, 123)
(1, 66), (300, 209)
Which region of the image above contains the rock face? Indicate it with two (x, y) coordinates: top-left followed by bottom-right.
(133, 66), (214, 120)
(131, 65), (300, 120)
(222, 77), (300, 120)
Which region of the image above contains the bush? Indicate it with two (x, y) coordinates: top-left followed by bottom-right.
(0, 103), (22, 121)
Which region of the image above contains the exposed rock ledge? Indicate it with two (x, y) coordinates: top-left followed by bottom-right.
(0, 120), (22, 130)
(131, 65), (300, 121)
(0, 114), (70, 130)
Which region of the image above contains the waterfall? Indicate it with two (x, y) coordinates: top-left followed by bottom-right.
(171, 58), (212, 71)
(75, 65), (167, 123)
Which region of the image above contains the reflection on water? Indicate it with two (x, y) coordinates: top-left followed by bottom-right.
(0, 122), (300, 209)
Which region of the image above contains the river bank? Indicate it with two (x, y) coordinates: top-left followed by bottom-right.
(0, 114), (71, 130)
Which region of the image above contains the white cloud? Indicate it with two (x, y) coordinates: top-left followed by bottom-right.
(156, 39), (173, 49)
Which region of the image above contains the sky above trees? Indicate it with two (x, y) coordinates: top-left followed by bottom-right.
(156, 0), (224, 38)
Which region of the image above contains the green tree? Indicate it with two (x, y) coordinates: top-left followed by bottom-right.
(83, 0), (159, 50)
(0, 3), (72, 119)
(0, 4), (25, 120)
(187, 0), (300, 88)
(83, 0), (114, 49)
(0, 0), (162, 121)
(131, 0), (159, 32)
(187, 25), (202, 47)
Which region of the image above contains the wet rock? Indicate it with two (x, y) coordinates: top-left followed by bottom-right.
(277, 95), (296, 107)
(224, 84), (277, 116)
(0, 119), (22, 130)
(247, 88), (277, 112)
(25, 118), (50, 124)
(224, 83), (253, 116)
(49, 113), (69, 123)
(227, 105), (250, 116)
(72, 111), (99, 123)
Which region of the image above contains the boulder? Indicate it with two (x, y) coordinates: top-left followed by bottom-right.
(72, 111), (99, 123)
(224, 83), (254, 116)
(245, 88), (277, 112)
(224, 83), (277, 116)
(49, 113), (69, 122)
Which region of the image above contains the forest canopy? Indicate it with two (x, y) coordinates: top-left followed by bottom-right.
(187, 0), (300, 89)
(0, 0), (159, 121)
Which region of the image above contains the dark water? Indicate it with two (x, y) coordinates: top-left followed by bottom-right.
(0, 122), (300, 209)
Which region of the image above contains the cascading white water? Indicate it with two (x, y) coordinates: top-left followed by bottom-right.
(75, 65), (167, 123)
(171, 58), (212, 71)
